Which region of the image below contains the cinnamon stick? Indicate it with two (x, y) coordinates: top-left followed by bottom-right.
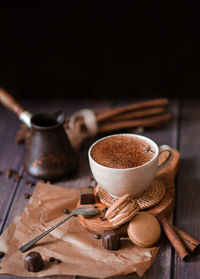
(99, 114), (171, 133)
(172, 225), (200, 253)
(157, 214), (189, 260)
(110, 107), (166, 122)
(96, 98), (169, 122)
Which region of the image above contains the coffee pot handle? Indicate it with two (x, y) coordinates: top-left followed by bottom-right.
(157, 145), (174, 173)
(0, 87), (25, 116)
(0, 88), (32, 127)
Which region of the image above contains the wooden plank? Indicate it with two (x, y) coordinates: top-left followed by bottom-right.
(0, 105), (25, 233)
(173, 99), (200, 279)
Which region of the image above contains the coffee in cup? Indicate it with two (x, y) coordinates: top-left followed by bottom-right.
(88, 134), (173, 198)
(90, 135), (155, 169)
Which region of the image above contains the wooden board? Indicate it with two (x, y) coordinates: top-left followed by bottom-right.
(78, 149), (180, 234)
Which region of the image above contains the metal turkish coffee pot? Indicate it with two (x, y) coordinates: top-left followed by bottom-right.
(0, 88), (78, 180)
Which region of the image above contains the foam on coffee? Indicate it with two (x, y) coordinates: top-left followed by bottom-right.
(91, 135), (155, 169)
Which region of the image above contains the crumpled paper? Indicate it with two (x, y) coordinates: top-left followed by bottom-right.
(0, 181), (159, 278)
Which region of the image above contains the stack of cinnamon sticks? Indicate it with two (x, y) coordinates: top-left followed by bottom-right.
(157, 214), (200, 260)
(16, 98), (170, 145)
(95, 98), (170, 134)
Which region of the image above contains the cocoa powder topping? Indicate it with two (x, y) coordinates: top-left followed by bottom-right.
(91, 135), (154, 169)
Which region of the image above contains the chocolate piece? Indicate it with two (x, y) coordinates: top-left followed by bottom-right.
(102, 231), (121, 250)
(24, 193), (31, 199)
(93, 234), (101, 239)
(49, 257), (56, 262)
(24, 251), (44, 272)
(0, 251), (5, 258)
(80, 186), (95, 205)
(63, 209), (70, 214)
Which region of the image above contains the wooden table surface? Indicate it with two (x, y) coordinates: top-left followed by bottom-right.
(0, 99), (199, 279)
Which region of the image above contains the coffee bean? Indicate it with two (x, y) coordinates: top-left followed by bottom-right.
(5, 169), (22, 181)
(5, 169), (13, 179)
(13, 173), (22, 181)
(24, 193), (31, 199)
(90, 176), (95, 181)
(102, 207), (108, 213)
(0, 251), (5, 258)
(63, 209), (70, 214)
(25, 180), (35, 187)
(93, 234), (101, 239)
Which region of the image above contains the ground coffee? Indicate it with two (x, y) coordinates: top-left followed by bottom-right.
(91, 135), (155, 169)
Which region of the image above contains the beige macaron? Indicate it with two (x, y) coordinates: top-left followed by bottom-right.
(105, 194), (140, 227)
(127, 212), (161, 247)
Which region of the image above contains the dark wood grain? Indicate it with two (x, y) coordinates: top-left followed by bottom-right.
(173, 99), (200, 279)
(0, 106), (25, 234)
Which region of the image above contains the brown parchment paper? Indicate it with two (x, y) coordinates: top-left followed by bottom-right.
(0, 182), (159, 278)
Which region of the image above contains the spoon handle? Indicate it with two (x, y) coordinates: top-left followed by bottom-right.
(19, 213), (74, 253)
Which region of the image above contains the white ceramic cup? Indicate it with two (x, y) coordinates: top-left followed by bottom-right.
(88, 133), (173, 198)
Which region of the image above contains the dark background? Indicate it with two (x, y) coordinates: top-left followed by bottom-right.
(0, 4), (199, 99)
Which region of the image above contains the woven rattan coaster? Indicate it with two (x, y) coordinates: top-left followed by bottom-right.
(96, 178), (166, 210)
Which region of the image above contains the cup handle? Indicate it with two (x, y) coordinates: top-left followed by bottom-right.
(156, 145), (174, 173)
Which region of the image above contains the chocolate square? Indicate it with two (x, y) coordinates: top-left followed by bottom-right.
(102, 231), (121, 250)
(80, 186), (95, 205)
